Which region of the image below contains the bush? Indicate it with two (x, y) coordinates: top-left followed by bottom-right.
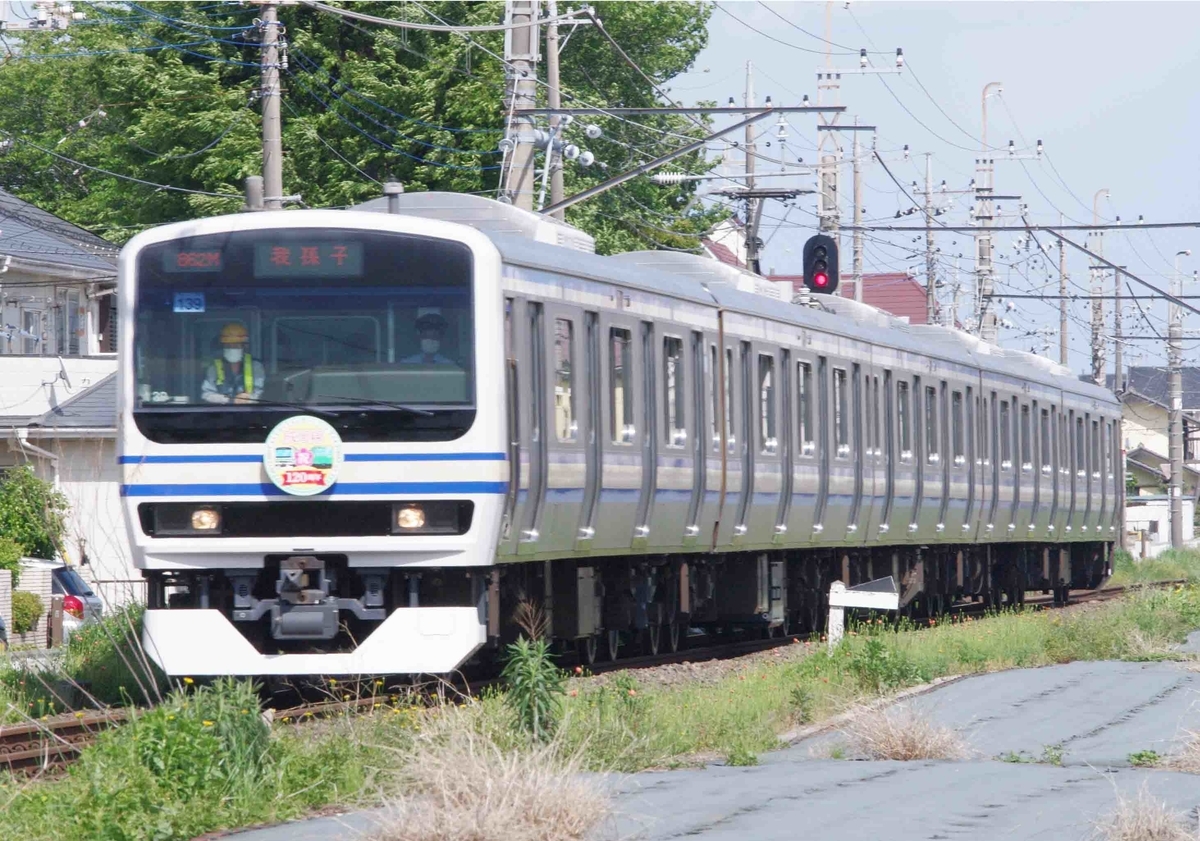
(501, 636), (566, 741)
(0, 535), (22, 587)
(11, 590), (43, 635)
(62, 603), (168, 706)
(0, 465), (67, 559)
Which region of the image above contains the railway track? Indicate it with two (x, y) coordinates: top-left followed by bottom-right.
(1, 579), (1183, 775)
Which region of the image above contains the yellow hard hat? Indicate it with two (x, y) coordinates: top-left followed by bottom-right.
(219, 323), (249, 345)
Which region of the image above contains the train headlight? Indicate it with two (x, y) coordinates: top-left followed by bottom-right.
(396, 505), (426, 530)
(190, 508), (221, 531)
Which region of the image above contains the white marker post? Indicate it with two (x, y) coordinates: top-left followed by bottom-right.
(828, 576), (901, 650)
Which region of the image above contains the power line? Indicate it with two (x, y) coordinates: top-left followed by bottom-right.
(300, 1), (587, 33)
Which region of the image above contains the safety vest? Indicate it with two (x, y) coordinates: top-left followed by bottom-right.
(214, 354), (254, 394)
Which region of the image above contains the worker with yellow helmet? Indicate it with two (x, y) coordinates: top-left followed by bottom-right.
(201, 323), (265, 404)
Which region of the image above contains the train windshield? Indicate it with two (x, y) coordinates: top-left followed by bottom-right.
(132, 228), (475, 443)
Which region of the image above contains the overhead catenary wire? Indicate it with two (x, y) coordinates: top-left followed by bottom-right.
(299, 0), (587, 33)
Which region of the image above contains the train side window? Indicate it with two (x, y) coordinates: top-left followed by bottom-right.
(1091, 419), (1101, 479)
(1040, 408), (1051, 474)
(553, 318), (576, 443)
(708, 344), (718, 452)
(758, 353), (777, 454)
(999, 400), (1012, 470)
(1020, 404), (1032, 472)
(898, 380), (912, 462)
(872, 376), (882, 457)
(1075, 416), (1085, 478)
(663, 336), (686, 447)
(798, 360), (814, 455)
(609, 327), (634, 444)
(725, 348), (736, 453)
(951, 390), (964, 465)
(925, 385), (939, 464)
(833, 367), (849, 458)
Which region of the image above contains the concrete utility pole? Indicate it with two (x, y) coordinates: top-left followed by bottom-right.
(544, 0), (564, 219)
(501, 0), (539, 210)
(852, 123), (864, 302)
(260, 1), (283, 210)
(1113, 265), (1123, 393)
(1169, 249), (1190, 550)
(975, 82), (1002, 343)
(1089, 189), (1110, 385)
(924, 153), (937, 324)
(743, 61), (764, 273)
(1059, 212), (1069, 366)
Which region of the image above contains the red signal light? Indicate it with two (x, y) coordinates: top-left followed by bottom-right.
(814, 273), (828, 288)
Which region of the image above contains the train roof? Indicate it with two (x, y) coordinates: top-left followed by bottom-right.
(350, 193), (1116, 406)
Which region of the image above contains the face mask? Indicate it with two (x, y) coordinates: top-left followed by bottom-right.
(223, 347), (244, 364)
(420, 339), (440, 355)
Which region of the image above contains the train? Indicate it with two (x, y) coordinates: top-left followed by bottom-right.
(117, 191), (1120, 677)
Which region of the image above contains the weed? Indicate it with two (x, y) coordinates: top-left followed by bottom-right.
(1128, 749), (1162, 768)
(1092, 783), (1192, 841)
(847, 635), (926, 694)
(789, 684), (814, 724)
(724, 743), (758, 767)
(999, 750), (1032, 763)
(501, 636), (566, 742)
(839, 704), (970, 761)
(1041, 744), (1065, 766)
(1163, 731), (1200, 774)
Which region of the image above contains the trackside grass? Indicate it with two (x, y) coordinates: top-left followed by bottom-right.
(1, 586), (1199, 840)
(1108, 548), (1200, 587)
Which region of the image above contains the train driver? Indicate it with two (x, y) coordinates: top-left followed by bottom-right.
(201, 322), (265, 404)
(401, 312), (456, 365)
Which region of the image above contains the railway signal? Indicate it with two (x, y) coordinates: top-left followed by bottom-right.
(803, 233), (839, 294)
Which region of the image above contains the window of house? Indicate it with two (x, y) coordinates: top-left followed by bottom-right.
(798, 360), (814, 454)
(553, 318), (576, 442)
(609, 327), (633, 444)
(758, 353), (776, 453)
(663, 336), (686, 447)
(22, 310), (41, 355)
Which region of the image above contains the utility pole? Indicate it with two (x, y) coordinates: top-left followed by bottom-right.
(975, 82), (1002, 343)
(924, 153), (937, 324)
(501, 0), (539, 210)
(544, 0), (564, 219)
(1059, 212), (1069, 366)
(743, 61), (763, 273)
(852, 122), (864, 302)
(259, 1), (283, 211)
(1113, 265), (1123, 393)
(1169, 249), (1190, 550)
(1089, 189), (1109, 385)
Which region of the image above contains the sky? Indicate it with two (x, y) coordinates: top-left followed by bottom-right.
(668, 1), (1200, 375)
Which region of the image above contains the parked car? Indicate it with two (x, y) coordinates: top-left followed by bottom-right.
(18, 558), (104, 642)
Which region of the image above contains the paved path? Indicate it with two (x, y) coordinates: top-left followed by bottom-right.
(226, 660), (1200, 841)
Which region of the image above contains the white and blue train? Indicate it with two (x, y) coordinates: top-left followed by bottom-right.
(118, 192), (1120, 677)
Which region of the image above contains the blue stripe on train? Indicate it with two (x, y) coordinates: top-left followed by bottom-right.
(120, 481), (508, 497)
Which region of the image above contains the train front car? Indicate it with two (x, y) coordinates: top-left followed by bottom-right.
(118, 210), (505, 677)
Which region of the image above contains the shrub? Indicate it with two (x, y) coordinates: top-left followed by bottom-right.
(11, 590), (43, 634)
(839, 704), (970, 761)
(0, 465), (67, 559)
(501, 636), (565, 741)
(0, 535), (22, 587)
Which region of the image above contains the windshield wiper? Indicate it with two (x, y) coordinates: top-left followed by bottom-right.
(312, 396), (437, 417)
(226, 397), (340, 419)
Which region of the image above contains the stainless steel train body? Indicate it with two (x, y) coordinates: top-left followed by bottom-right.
(119, 193), (1119, 676)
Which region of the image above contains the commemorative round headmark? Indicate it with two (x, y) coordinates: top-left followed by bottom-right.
(264, 415), (344, 496)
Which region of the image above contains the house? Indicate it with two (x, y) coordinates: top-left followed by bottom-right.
(766, 270), (931, 324)
(1124, 445), (1200, 499)
(0, 188), (119, 424)
(1107, 367), (1200, 462)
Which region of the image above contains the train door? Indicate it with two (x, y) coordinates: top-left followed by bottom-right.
(1108, 417), (1121, 536)
(1035, 404), (1053, 535)
(1093, 417), (1105, 534)
(574, 311), (604, 549)
(811, 355), (832, 539)
(1048, 403), (1062, 535)
(500, 297), (520, 557)
(590, 314), (644, 552)
(696, 338), (724, 546)
(732, 342), (756, 544)
(1080, 413), (1093, 533)
(773, 348), (794, 542)
(846, 362), (865, 540)
(893, 374), (917, 538)
(650, 328), (696, 550)
(878, 370), (899, 538)
(862, 369), (884, 540)
(632, 322), (658, 548)
(942, 385), (966, 536)
(785, 356), (818, 540)
(1014, 399), (1032, 534)
(961, 385), (977, 539)
(714, 342), (744, 547)
(533, 304), (590, 556)
(682, 330), (708, 548)
(743, 346), (782, 545)
(822, 359), (855, 540)
(987, 392), (1001, 535)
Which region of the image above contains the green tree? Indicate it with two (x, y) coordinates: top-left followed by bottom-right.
(0, 1), (724, 252)
(0, 466), (69, 559)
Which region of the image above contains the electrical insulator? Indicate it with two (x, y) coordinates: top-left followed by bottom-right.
(859, 48), (868, 68)
(896, 47), (904, 68)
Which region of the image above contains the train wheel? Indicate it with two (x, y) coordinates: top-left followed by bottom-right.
(577, 635), (598, 666)
(667, 619), (682, 653)
(646, 624), (662, 656)
(605, 629), (620, 661)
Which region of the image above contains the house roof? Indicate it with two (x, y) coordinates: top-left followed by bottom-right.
(0, 188), (117, 272)
(767, 272), (930, 324)
(701, 238), (743, 268)
(1109, 367), (1200, 411)
(27, 373), (117, 431)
